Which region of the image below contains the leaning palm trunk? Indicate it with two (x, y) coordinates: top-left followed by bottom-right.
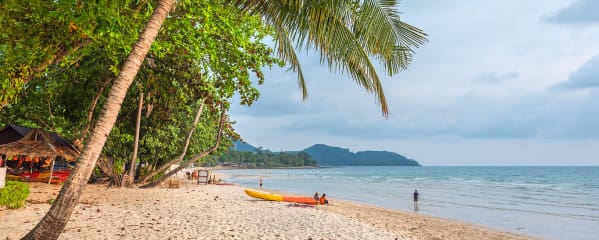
(22, 1), (175, 239)
(138, 98), (206, 183)
(141, 106), (226, 188)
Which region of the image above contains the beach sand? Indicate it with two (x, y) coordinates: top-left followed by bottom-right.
(0, 181), (537, 240)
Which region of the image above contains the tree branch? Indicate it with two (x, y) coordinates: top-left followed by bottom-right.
(27, 39), (91, 82)
(140, 104), (226, 188)
(137, 98), (207, 183)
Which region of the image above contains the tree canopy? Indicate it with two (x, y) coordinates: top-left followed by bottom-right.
(0, 0), (280, 180)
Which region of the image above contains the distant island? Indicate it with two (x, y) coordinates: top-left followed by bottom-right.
(214, 149), (317, 168)
(230, 141), (421, 167)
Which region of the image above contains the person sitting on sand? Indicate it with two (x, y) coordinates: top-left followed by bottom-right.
(320, 193), (329, 205)
(313, 192), (320, 201)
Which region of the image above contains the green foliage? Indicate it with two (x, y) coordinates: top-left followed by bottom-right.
(47, 198), (55, 205)
(0, 181), (30, 209)
(0, 1), (278, 175)
(0, 0), (151, 108)
(215, 150), (317, 168)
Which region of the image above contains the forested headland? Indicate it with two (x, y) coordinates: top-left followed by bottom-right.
(213, 150), (317, 168)
(223, 141), (420, 167)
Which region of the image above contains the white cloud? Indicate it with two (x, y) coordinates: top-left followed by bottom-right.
(551, 54), (599, 89)
(544, 0), (599, 24)
(471, 72), (519, 85)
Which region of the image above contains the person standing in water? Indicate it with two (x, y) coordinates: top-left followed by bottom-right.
(259, 178), (263, 188)
(413, 190), (420, 210)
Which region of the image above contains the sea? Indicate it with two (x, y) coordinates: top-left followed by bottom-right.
(217, 166), (599, 240)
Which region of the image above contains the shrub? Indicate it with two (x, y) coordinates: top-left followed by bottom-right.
(0, 181), (30, 209)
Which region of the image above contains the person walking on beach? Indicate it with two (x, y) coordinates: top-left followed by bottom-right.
(413, 190), (420, 210)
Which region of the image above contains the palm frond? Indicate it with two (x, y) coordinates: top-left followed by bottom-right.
(353, 0), (427, 75)
(235, 0), (427, 117)
(274, 24), (308, 100)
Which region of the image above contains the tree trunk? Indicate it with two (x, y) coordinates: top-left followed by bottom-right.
(95, 156), (114, 179)
(22, 1), (175, 239)
(137, 98), (206, 183)
(141, 106), (226, 188)
(126, 90), (144, 185)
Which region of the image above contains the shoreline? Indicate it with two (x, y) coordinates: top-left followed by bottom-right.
(216, 169), (543, 240)
(205, 166), (320, 170)
(226, 180), (538, 240)
(1, 181), (538, 240)
(321, 199), (536, 240)
(217, 166), (597, 240)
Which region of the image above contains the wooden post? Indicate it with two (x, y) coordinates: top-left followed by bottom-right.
(0, 167), (6, 188)
(48, 157), (56, 184)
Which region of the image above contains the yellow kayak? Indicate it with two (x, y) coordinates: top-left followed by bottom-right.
(244, 189), (318, 204)
(244, 189), (284, 201)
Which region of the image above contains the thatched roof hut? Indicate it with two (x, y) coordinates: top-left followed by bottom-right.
(0, 127), (80, 161)
(0, 124), (33, 145)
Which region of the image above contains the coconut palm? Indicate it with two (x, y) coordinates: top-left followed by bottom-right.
(21, 1), (175, 239)
(241, 0), (426, 116)
(23, 0), (426, 239)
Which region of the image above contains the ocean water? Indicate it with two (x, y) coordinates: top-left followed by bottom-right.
(218, 166), (599, 240)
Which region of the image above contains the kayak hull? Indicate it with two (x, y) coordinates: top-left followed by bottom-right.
(244, 189), (284, 201)
(282, 196), (318, 205)
(244, 189), (318, 205)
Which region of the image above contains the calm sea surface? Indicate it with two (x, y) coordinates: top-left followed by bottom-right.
(218, 166), (599, 240)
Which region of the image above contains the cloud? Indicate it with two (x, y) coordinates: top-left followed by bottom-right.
(233, 84), (599, 145)
(551, 54), (599, 90)
(560, 89), (599, 137)
(471, 71), (519, 84)
(544, 0), (599, 24)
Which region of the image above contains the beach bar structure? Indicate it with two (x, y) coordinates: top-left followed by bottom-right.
(0, 125), (80, 184)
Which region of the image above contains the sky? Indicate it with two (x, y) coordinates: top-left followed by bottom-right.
(229, 0), (599, 166)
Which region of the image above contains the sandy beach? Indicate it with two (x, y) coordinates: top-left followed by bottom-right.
(0, 181), (537, 240)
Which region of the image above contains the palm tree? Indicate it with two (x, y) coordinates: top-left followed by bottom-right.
(23, 0), (426, 239)
(21, 1), (176, 239)
(242, 0), (427, 116)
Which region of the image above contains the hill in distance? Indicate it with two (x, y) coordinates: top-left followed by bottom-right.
(304, 144), (420, 166)
(232, 141), (421, 166)
(233, 141), (259, 152)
